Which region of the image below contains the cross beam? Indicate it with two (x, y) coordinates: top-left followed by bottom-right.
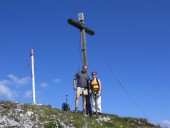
(67, 18), (95, 35)
(67, 13), (95, 66)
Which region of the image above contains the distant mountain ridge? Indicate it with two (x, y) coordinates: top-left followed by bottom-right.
(0, 100), (160, 128)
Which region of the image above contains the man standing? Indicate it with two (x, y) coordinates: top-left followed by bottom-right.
(73, 65), (90, 115)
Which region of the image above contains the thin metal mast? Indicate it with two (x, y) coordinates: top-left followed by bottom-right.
(30, 49), (36, 104)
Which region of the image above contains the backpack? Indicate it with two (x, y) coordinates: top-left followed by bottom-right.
(62, 103), (70, 111)
(90, 78), (100, 91)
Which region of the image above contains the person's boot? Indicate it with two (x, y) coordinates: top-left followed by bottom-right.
(98, 112), (102, 119)
(93, 112), (96, 117)
(82, 109), (87, 116)
(89, 111), (93, 117)
(75, 107), (78, 113)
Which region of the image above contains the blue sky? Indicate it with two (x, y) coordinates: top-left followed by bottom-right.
(0, 0), (170, 127)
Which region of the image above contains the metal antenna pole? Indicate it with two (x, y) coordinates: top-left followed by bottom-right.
(30, 49), (36, 104)
(66, 94), (68, 103)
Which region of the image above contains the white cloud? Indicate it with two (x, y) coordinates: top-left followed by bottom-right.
(7, 74), (30, 86)
(0, 84), (16, 100)
(0, 80), (11, 85)
(53, 78), (61, 84)
(24, 90), (32, 99)
(40, 82), (48, 88)
(160, 120), (170, 128)
(0, 74), (30, 101)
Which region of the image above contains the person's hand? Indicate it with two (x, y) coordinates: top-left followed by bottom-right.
(89, 90), (92, 95)
(74, 85), (77, 91)
(98, 91), (101, 96)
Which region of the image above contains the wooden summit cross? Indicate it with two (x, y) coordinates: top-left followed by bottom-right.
(67, 13), (95, 116)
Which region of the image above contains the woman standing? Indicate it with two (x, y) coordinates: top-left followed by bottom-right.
(90, 72), (102, 116)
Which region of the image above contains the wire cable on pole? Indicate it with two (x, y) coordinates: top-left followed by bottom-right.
(91, 38), (149, 119)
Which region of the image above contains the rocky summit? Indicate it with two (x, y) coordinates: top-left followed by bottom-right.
(0, 101), (160, 128)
